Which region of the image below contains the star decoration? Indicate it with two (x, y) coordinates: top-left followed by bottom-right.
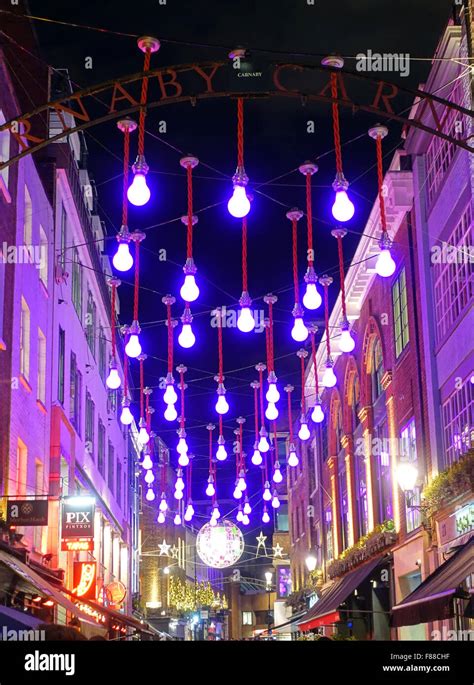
(256, 531), (268, 556)
(170, 545), (179, 559)
(272, 543), (285, 558)
(158, 540), (171, 556)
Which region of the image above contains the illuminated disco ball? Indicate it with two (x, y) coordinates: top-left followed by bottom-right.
(196, 519), (245, 568)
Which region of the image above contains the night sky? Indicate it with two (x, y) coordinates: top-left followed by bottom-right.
(20, 0), (452, 527)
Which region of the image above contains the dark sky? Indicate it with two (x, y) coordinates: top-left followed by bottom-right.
(22, 0), (453, 525)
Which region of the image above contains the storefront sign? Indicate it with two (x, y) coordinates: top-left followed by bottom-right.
(61, 497), (95, 538)
(73, 561), (97, 600)
(277, 566), (292, 599)
(438, 502), (474, 547)
(61, 539), (94, 552)
(6, 499), (48, 526)
(105, 581), (127, 607)
(455, 503), (474, 536)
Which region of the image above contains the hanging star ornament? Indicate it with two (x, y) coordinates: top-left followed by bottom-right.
(255, 531), (268, 556)
(158, 540), (171, 556)
(170, 545), (179, 559)
(272, 543), (285, 558)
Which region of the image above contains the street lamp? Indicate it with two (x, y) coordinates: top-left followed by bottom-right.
(305, 554), (317, 573)
(396, 462), (418, 493)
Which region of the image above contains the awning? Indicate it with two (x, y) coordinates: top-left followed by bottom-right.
(0, 551), (96, 628)
(391, 538), (474, 627)
(298, 556), (383, 632)
(0, 604), (43, 631)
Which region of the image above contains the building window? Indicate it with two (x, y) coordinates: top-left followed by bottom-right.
(108, 443), (115, 494)
(24, 186), (32, 248)
(39, 225), (48, 287)
(71, 248), (83, 320)
(85, 290), (96, 356)
(351, 374), (360, 432)
(442, 377), (473, 467)
(275, 502), (289, 532)
(16, 438), (28, 497)
(242, 611), (253, 626)
(0, 109), (10, 190)
(58, 326), (65, 404)
(355, 453), (368, 539)
(117, 462), (122, 507)
(392, 268), (409, 358)
(85, 391), (95, 458)
(98, 420), (105, 477)
(400, 419), (421, 533)
(371, 338), (384, 401)
(20, 297), (31, 381)
(335, 403), (343, 450)
(37, 329), (46, 405)
(325, 508), (333, 561)
(338, 465), (349, 550)
(60, 205), (67, 271)
(98, 326), (107, 383)
(70, 352), (82, 434)
(374, 420), (392, 524)
(433, 204), (473, 347)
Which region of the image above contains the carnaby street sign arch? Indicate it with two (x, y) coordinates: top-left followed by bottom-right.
(0, 59), (473, 172)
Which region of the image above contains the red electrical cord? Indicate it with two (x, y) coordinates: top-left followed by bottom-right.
(242, 217), (248, 292)
(145, 392), (151, 432)
(110, 282), (117, 359)
(237, 97), (244, 168)
(336, 235), (347, 319)
(179, 369), (185, 430)
(122, 129), (130, 226)
(330, 72), (343, 175)
(217, 309), (224, 383)
(133, 240), (140, 321)
(188, 458), (192, 500)
(305, 173), (314, 267)
(272, 421), (278, 468)
(267, 301), (275, 373)
(167, 303), (173, 373)
(376, 135), (388, 236)
(300, 354), (306, 413)
(186, 163), (194, 260)
(258, 366), (265, 426)
(123, 352), (128, 397)
(253, 384), (259, 441)
(138, 48), (151, 157)
(209, 426), (214, 477)
(311, 331), (320, 397)
(323, 284), (331, 359)
(287, 389), (294, 442)
(291, 216), (299, 302)
(219, 415), (223, 440)
(139, 356), (145, 419)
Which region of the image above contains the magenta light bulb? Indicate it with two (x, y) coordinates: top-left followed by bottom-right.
(287, 450), (299, 467)
(251, 445), (263, 466)
(265, 402), (279, 421)
(157, 511), (165, 524)
(113, 241), (133, 272)
(242, 513), (250, 526)
(322, 362), (337, 388)
(376, 248), (396, 278)
(145, 487), (155, 502)
(106, 360), (121, 390)
(174, 513), (182, 525)
(262, 508), (270, 524)
(178, 453), (190, 467)
(272, 464), (283, 483)
(332, 188), (355, 222)
(236, 507), (244, 522)
(263, 486), (272, 502)
(228, 184), (250, 218)
(311, 402), (325, 424)
(127, 172), (150, 206)
(339, 324), (355, 353)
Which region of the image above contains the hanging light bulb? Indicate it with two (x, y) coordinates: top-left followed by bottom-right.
(228, 181), (250, 218)
(177, 432), (188, 455)
(266, 373), (280, 403)
(311, 400), (325, 424)
(180, 258), (200, 302)
(113, 239), (133, 272)
(215, 384), (229, 415)
(164, 403), (178, 422)
(212, 504), (221, 520)
(127, 156), (150, 206)
(216, 436), (227, 462)
(287, 444), (299, 468)
(271, 491), (281, 509)
(243, 497), (252, 515)
(174, 488), (183, 500)
(159, 494), (168, 513)
(273, 462), (283, 483)
(178, 452), (190, 468)
(322, 360), (337, 388)
(106, 359), (121, 390)
(184, 501), (194, 521)
(144, 469), (154, 485)
(258, 428), (270, 453)
(303, 267), (323, 310)
(120, 399), (133, 426)
(291, 304), (309, 342)
(125, 321), (142, 359)
(233, 480), (243, 499)
(265, 402), (279, 421)
(157, 511), (165, 524)
(237, 470), (247, 491)
(298, 416), (310, 441)
(237, 291), (255, 333)
(339, 319), (355, 353)
(263, 481), (272, 501)
(174, 513), (182, 526)
(251, 444), (263, 466)
(138, 418), (150, 445)
(242, 513), (250, 526)
(236, 506), (244, 523)
(141, 451), (153, 471)
(175, 471), (185, 491)
(375, 247), (396, 278)
(205, 475), (215, 497)
(145, 487), (155, 502)
(163, 375), (178, 405)
(178, 305), (195, 349)
(210, 515), (217, 527)
(262, 507), (270, 524)
(331, 175), (355, 222)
